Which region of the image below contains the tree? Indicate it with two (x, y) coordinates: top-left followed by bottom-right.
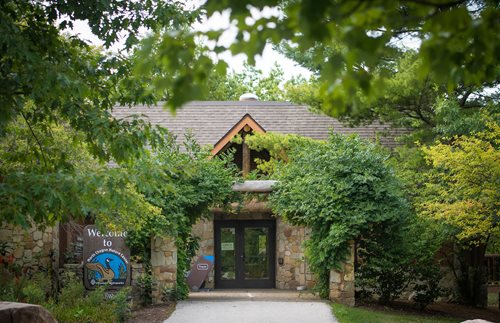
(0, 0), (199, 225)
(203, 64), (322, 110)
(126, 134), (237, 299)
(418, 115), (500, 306)
(0, 116), (160, 228)
(0, 0), (199, 163)
(133, 0), (499, 114)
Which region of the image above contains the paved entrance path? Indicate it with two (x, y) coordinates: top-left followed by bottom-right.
(165, 290), (338, 323)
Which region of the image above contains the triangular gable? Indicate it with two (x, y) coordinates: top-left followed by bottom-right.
(211, 114), (266, 156)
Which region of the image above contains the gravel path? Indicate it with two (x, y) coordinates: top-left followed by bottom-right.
(165, 300), (337, 323)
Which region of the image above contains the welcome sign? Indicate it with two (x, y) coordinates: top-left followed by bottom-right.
(83, 225), (131, 290)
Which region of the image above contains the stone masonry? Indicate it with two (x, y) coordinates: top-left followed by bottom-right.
(150, 236), (177, 304)
(0, 223), (59, 269)
(191, 218), (215, 288)
(276, 217), (316, 289)
(329, 242), (355, 306)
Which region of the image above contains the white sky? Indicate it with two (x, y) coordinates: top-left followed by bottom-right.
(67, 6), (312, 81)
(68, 3), (421, 81)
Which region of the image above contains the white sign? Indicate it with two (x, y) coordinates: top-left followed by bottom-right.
(221, 242), (234, 251)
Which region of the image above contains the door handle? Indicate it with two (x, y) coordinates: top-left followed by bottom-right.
(241, 253), (245, 261)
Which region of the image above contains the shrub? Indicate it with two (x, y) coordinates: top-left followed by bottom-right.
(412, 266), (444, 309)
(356, 216), (446, 306)
(270, 134), (409, 298)
(136, 273), (154, 305)
(47, 278), (130, 323)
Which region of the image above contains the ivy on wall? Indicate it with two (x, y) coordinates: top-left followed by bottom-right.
(126, 133), (237, 300)
(267, 133), (409, 298)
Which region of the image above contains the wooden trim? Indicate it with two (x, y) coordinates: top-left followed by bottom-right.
(211, 114), (266, 156)
(242, 142), (250, 175)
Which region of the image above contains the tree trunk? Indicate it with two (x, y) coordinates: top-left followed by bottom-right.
(457, 244), (488, 307)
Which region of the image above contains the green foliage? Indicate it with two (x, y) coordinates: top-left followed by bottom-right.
(0, 0), (198, 226)
(0, 268), (130, 322)
(245, 132), (318, 177)
(0, 0), (180, 162)
(0, 119), (161, 228)
(174, 233), (200, 300)
(203, 63), (322, 108)
(200, 0), (499, 116)
(47, 281), (129, 323)
(390, 110), (500, 306)
(420, 115), (500, 246)
(44, 281), (120, 323)
(269, 133), (409, 298)
(135, 273), (154, 306)
(357, 216), (446, 305)
(21, 272), (51, 304)
(125, 134), (237, 300)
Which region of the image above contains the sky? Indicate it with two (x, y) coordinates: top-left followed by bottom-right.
(67, 5), (312, 81)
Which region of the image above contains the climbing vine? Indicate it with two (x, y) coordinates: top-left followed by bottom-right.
(126, 133), (237, 300)
(266, 133), (409, 298)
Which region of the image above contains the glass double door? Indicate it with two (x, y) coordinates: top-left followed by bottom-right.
(214, 220), (276, 288)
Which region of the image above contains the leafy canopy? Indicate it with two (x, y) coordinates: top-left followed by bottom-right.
(0, 117), (160, 228)
(420, 115), (500, 245)
(137, 0), (500, 115)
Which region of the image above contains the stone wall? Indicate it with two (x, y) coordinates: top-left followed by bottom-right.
(191, 218), (215, 288)
(276, 218), (316, 289)
(329, 242), (355, 306)
(0, 223), (59, 269)
(150, 236), (177, 304)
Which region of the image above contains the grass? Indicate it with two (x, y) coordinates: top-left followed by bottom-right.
(331, 303), (460, 323)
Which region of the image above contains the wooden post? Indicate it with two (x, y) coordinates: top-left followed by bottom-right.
(242, 141), (250, 176)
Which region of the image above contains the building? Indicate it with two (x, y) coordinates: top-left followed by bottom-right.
(113, 98), (406, 304)
(0, 98), (406, 305)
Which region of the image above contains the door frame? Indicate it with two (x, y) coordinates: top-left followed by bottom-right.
(214, 220), (276, 289)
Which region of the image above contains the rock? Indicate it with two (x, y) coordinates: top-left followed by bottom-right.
(0, 302), (57, 323)
(33, 231), (42, 241)
(23, 250), (32, 260)
(13, 248), (23, 259)
(330, 271), (342, 283)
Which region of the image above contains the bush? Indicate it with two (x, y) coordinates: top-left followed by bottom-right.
(47, 278), (130, 323)
(356, 217), (446, 306)
(136, 273), (154, 305)
(270, 134), (410, 298)
(412, 267), (444, 309)
(1, 267), (131, 322)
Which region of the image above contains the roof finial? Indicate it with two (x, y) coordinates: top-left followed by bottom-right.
(239, 93), (259, 101)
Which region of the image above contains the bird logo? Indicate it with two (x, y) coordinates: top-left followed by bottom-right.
(85, 252), (127, 287)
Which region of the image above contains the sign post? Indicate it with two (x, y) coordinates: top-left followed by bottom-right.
(83, 225), (131, 291)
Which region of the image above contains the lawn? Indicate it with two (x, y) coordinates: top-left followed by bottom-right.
(331, 303), (460, 323)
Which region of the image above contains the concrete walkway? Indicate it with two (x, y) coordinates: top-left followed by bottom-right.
(165, 290), (337, 323)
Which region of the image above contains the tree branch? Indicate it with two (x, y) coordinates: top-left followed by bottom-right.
(20, 111), (48, 169)
(405, 0), (467, 9)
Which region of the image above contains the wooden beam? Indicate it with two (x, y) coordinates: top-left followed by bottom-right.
(211, 114), (266, 156)
(242, 141), (250, 176)
(211, 200), (272, 214)
(232, 180), (278, 192)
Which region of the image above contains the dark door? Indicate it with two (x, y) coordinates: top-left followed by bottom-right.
(214, 220), (276, 288)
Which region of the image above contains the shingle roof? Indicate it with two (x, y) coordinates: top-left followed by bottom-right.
(112, 101), (408, 149)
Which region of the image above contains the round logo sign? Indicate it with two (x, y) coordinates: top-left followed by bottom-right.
(85, 251), (128, 287)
